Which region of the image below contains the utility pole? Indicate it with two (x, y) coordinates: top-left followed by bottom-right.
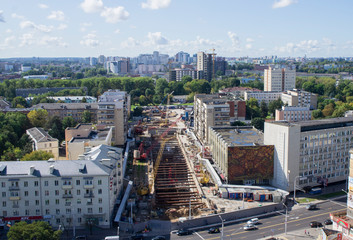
(218, 215), (224, 240)
(189, 198), (191, 220)
(283, 203), (288, 235)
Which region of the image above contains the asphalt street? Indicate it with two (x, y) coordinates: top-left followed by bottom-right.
(170, 196), (347, 240)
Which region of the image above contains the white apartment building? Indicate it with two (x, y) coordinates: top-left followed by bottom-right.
(281, 89), (318, 109)
(264, 117), (353, 192)
(194, 94), (231, 144)
(244, 91), (282, 105)
(98, 90), (131, 146)
(0, 144), (123, 229)
(275, 106), (312, 122)
(264, 67), (296, 92)
(26, 127), (59, 160)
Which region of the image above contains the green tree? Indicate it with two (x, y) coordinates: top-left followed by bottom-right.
(7, 221), (62, 240)
(81, 110), (92, 123)
(231, 121), (246, 126)
(11, 96), (27, 108)
(251, 117), (265, 131)
(155, 78), (169, 96)
(133, 106), (143, 117)
(62, 116), (77, 130)
(27, 109), (48, 127)
(21, 150), (54, 161)
(260, 101), (269, 118)
(312, 109), (323, 119)
(268, 98), (283, 117)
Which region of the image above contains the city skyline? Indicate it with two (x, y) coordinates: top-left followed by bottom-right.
(0, 0), (352, 58)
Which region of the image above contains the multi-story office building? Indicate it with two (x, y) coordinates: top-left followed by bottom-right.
(197, 52), (213, 82)
(281, 89), (318, 109)
(244, 91), (282, 105)
(264, 117), (353, 192)
(220, 87), (262, 99)
(0, 144), (123, 229)
(26, 127), (59, 160)
(106, 59), (130, 75)
(275, 106), (312, 122)
(209, 126), (274, 185)
(264, 67), (296, 92)
(26, 96), (97, 104)
(169, 68), (198, 82)
(194, 94), (246, 144)
(32, 103), (98, 123)
(97, 90), (130, 146)
(65, 124), (113, 160)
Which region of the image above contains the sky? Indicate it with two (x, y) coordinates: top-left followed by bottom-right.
(0, 0), (353, 58)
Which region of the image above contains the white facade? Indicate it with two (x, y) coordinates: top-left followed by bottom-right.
(264, 68), (296, 92)
(26, 127), (59, 160)
(264, 118), (352, 191)
(244, 91), (282, 105)
(0, 145), (123, 229)
(275, 106), (312, 122)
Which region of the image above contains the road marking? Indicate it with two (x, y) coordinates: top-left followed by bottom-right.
(295, 223), (301, 226)
(194, 232), (205, 240)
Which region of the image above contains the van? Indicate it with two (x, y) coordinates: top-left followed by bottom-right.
(247, 218), (259, 225)
(105, 236), (119, 240)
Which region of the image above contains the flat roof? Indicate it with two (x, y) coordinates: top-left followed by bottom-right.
(210, 126), (264, 146)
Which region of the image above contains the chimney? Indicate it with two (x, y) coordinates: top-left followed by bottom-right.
(49, 165), (55, 174)
(29, 166), (35, 175)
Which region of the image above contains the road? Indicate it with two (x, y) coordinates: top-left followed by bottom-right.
(170, 196), (346, 240)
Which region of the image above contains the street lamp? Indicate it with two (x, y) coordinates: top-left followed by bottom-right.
(294, 176), (307, 203)
(282, 203), (288, 235)
(218, 215), (225, 240)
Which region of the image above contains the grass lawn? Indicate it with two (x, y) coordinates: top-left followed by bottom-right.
(296, 191), (346, 204)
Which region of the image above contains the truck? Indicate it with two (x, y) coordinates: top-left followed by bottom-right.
(309, 187), (322, 195)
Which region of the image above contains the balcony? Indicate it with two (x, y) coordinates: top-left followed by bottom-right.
(63, 194), (73, 198)
(9, 186), (20, 191)
(84, 184), (94, 189)
(12, 204), (19, 208)
(62, 184), (73, 189)
(87, 202), (93, 205)
(65, 202), (71, 206)
(9, 196), (20, 201)
(84, 193), (94, 198)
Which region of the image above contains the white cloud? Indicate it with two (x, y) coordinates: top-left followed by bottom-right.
(245, 44), (252, 49)
(114, 29), (120, 34)
(0, 36), (16, 50)
(141, 0), (171, 10)
(19, 33), (35, 47)
(80, 33), (100, 47)
(121, 37), (140, 48)
(100, 6), (129, 23)
(80, 0), (104, 13)
(6, 29), (12, 33)
(322, 37), (336, 50)
(20, 20), (54, 33)
(147, 32), (169, 45)
(11, 13), (25, 20)
(272, 0), (297, 9)
(0, 11), (5, 22)
(275, 40), (319, 54)
(246, 38), (254, 43)
(39, 36), (68, 47)
(58, 24), (68, 30)
(227, 31), (240, 50)
(47, 11), (66, 21)
(38, 4), (49, 9)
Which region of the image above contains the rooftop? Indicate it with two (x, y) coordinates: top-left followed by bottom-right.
(26, 127), (58, 142)
(210, 126), (264, 147)
(67, 124), (112, 143)
(33, 103), (98, 110)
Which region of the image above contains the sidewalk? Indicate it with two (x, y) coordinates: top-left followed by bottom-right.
(258, 227), (321, 240)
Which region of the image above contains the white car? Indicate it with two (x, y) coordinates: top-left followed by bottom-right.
(247, 218), (259, 225)
(243, 224), (257, 231)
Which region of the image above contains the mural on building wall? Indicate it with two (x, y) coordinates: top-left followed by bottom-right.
(228, 145), (274, 182)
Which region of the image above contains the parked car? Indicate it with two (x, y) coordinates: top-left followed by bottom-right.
(176, 229), (192, 236)
(151, 236), (166, 240)
(324, 219), (333, 225)
(208, 227), (220, 234)
(75, 236), (87, 240)
(247, 218), (259, 225)
(131, 234), (144, 240)
(243, 224), (257, 231)
(310, 221), (323, 228)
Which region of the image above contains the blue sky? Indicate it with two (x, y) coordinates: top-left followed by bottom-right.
(0, 0), (352, 58)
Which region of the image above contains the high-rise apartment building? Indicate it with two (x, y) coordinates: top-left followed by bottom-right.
(281, 89), (318, 109)
(264, 67), (296, 92)
(197, 52), (213, 82)
(97, 90), (130, 146)
(264, 117), (353, 192)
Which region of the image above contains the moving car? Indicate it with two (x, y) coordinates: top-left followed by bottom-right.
(243, 224), (257, 231)
(208, 227), (220, 234)
(306, 204), (317, 210)
(310, 221), (323, 228)
(176, 229), (192, 236)
(247, 218), (259, 225)
(324, 219), (333, 225)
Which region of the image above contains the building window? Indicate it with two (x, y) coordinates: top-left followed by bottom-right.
(2, 202), (5, 207)
(85, 179), (93, 185)
(34, 181), (39, 187)
(98, 180), (102, 185)
(78, 218), (82, 223)
(44, 181), (48, 186)
(76, 180), (80, 185)
(1, 182), (5, 187)
(88, 208), (93, 213)
(56, 219), (60, 224)
(45, 190), (49, 196)
(3, 211), (7, 217)
(46, 209), (50, 215)
(24, 181), (28, 187)
(98, 198), (102, 204)
(56, 199), (59, 205)
(45, 200), (50, 205)
(35, 191), (39, 196)
(56, 209), (60, 214)
(13, 210), (19, 216)
(36, 209), (40, 215)
(99, 207), (103, 213)
(54, 180), (59, 186)
(25, 201), (29, 206)
(25, 210), (29, 215)
(55, 190), (59, 196)
(35, 200), (39, 205)
(66, 209), (71, 214)
(63, 180), (71, 186)
(77, 190), (80, 195)
(98, 189), (102, 194)
(77, 208), (81, 214)
(2, 192), (6, 197)
(24, 191), (28, 196)
(77, 199), (81, 204)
